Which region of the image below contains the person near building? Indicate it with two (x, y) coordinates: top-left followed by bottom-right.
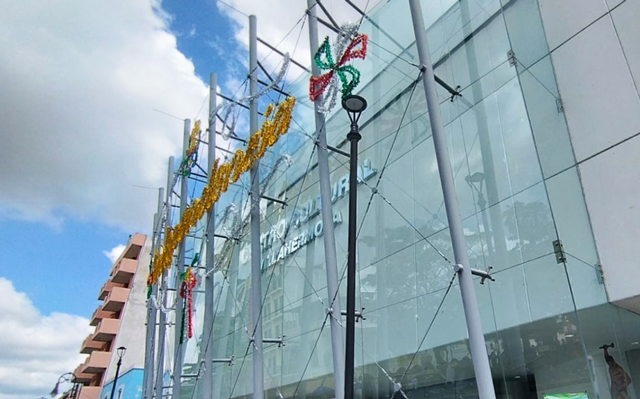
(602, 344), (632, 399)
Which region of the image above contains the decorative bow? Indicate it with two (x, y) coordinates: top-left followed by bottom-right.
(309, 32), (368, 112)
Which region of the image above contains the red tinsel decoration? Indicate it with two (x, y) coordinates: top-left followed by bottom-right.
(180, 267), (197, 340)
(309, 72), (334, 102)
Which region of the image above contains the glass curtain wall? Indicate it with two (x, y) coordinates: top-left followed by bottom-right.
(172, 0), (640, 399)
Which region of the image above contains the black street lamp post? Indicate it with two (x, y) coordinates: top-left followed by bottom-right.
(50, 372), (78, 399)
(109, 346), (127, 399)
(342, 94), (367, 399)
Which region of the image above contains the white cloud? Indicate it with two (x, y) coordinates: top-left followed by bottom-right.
(0, 0), (209, 232)
(0, 278), (92, 399)
(103, 244), (127, 264)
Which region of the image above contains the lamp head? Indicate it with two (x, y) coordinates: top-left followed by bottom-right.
(117, 346), (127, 359)
(50, 372), (76, 397)
(50, 382), (60, 397)
(341, 95), (367, 124)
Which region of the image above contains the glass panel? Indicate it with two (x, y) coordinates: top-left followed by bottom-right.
(172, 1), (640, 398)
(500, 0), (549, 69)
(546, 167), (607, 310)
(518, 55), (575, 178)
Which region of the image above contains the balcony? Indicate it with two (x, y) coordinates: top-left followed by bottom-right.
(121, 233), (145, 261)
(98, 280), (120, 301)
(90, 306), (114, 327)
(73, 362), (92, 384)
(102, 286), (129, 312)
(93, 318), (120, 342)
(77, 386), (101, 399)
(111, 258), (137, 284)
(82, 351), (111, 374)
(80, 334), (103, 354)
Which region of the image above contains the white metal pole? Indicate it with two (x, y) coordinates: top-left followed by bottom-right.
(407, 2), (496, 399)
(156, 156), (175, 399)
(306, 3), (346, 398)
(143, 212), (157, 399)
(144, 188), (164, 399)
(202, 72), (217, 399)
(172, 120), (191, 399)
(249, 15), (265, 399)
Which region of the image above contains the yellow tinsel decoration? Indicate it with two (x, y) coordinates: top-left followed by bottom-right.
(149, 97), (296, 284)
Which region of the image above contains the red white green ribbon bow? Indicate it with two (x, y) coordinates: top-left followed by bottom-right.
(309, 28), (368, 113)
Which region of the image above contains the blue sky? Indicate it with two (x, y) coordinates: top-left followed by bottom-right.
(0, 0), (240, 320)
(163, 0), (241, 83)
(0, 0), (334, 320)
(0, 219), (125, 317)
(0, 0), (245, 396)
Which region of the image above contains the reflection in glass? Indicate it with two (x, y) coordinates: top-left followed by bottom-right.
(185, 1), (640, 399)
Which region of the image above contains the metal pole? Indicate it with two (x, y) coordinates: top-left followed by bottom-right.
(156, 156), (175, 399)
(144, 188), (165, 399)
(345, 121), (361, 399)
(213, 218), (240, 397)
(143, 212), (158, 399)
(173, 120), (191, 399)
(306, 2), (345, 398)
(249, 15), (264, 399)
(407, 2), (496, 399)
(202, 72), (217, 399)
(110, 358), (123, 399)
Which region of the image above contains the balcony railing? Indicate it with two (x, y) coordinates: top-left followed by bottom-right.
(93, 318), (120, 342)
(90, 305), (115, 326)
(98, 280), (121, 301)
(77, 386), (101, 398)
(102, 286), (129, 312)
(80, 334), (103, 354)
(73, 363), (92, 384)
(82, 351), (111, 374)
(111, 258), (137, 284)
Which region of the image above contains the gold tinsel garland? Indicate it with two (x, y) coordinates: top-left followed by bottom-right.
(149, 97), (296, 284)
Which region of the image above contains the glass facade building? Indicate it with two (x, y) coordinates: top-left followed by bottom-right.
(154, 1), (640, 399)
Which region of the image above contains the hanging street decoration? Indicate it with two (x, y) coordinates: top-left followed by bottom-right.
(212, 53), (291, 141)
(179, 120), (202, 177)
(149, 96), (297, 284)
(309, 24), (368, 113)
(180, 254), (199, 342)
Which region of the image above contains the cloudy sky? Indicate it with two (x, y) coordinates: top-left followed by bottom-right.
(0, 0), (371, 397)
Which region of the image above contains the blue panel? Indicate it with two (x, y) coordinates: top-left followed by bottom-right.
(100, 369), (144, 399)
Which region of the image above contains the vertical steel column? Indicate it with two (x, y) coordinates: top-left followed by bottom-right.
(213, 217), (240, 397)
(173, 120), (191, 399)
(202, 72), (217, 399)
(144, 188), (165, 399)
(143, 212), (157, 399)
(249, 15), (265, 399)
(156, 156), (175, 399)
(407, 2), (496, 399)
(306, 3), (346, 398)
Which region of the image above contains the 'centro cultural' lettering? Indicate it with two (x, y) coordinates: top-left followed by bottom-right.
(239, 159), (376, 271)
